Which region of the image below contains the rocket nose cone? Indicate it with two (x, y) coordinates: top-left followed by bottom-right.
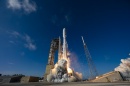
(63, 28), (66, 37)
(63, 28), (65, 33)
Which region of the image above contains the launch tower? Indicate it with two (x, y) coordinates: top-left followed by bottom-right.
(44, 38), (60, 80)
(81, 36), (98, 79)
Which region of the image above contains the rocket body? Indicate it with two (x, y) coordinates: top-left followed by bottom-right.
(63, 28), (67, 59)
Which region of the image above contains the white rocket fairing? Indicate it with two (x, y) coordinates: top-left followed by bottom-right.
(63, 28), (67, 59)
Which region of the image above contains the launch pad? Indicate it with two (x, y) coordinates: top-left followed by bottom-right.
(1, 82), (130, 86)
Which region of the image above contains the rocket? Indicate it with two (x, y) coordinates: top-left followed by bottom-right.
(63, 28), (67, 59)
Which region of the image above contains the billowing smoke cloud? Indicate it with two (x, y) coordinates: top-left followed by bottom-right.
(115, 58), (130, 80)
(47, 59), (82, 83)
(47, 51), (82, 83)
(69, 52), (88, 80)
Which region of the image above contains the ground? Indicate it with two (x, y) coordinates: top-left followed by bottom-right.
(0, 82), (130, 86)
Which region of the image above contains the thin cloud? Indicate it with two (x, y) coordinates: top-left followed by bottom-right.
(7, 0), (21, 10)
(10, 31), (37, 51)
(65, 15), (69, 22)
(21, 52), (25, 56)
(22, 0), (36, 13)
(24, 35), (37, 50)
(7, 0), (37, 13)
(9, 40), (15, 44)
(11, 31), (20, 37)
(8, 62), (14, 65)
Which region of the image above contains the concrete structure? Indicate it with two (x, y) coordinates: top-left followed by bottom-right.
(0, 76), (23, 83)
(20, 76), (39, 83)
(91, 71), (123, 82)
(44, 65), (54, 81)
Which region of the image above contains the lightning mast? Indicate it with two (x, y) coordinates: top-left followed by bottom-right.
(81, 36), (98, 79)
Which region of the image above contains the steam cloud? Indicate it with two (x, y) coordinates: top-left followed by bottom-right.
(115, 58), (130, 80)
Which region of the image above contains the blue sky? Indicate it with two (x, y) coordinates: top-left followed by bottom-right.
(0, 0), (130, 78)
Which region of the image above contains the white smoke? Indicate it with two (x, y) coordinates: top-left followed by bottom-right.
(115, 58), (130, 80)
(47, 59), (82, 83)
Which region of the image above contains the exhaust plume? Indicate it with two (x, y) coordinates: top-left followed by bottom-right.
(115, 58), (130, 80)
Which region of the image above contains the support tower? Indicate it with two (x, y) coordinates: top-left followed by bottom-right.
(44, 38), (60, 80)
(81, 36), (98, 79)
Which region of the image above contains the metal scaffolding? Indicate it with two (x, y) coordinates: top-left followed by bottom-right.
(81, 36), (98, 79)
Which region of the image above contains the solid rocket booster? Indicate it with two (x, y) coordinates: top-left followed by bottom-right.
(63, 28), (67, 59)
(58, 36), (61, 60)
